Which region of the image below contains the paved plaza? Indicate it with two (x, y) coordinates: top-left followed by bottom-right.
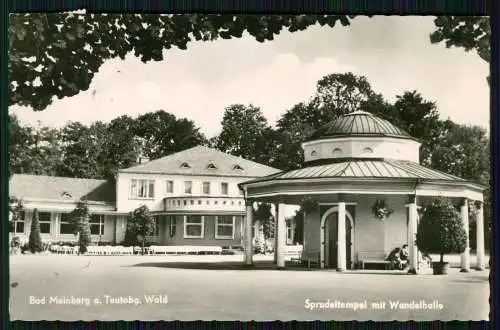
(9, 254), (489, 321)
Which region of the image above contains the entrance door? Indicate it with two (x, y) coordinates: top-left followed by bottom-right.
(325, 212), (338, 268)
(324, 212), (353, 269)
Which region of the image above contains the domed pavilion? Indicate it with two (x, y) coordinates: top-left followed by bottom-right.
(239, 111), (486, 274)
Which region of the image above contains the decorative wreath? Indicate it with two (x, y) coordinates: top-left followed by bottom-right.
(371, 199), (394, 220)
(300, 197), (319, 213)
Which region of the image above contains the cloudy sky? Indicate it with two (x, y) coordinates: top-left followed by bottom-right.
(10, 15), (489, 138)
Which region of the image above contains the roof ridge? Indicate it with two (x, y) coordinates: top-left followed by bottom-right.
(11, 173), (107, 181)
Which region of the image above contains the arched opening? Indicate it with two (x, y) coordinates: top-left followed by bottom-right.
(320, 206), (355, 269)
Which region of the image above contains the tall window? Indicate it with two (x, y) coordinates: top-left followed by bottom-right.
(59, 213), (74, 234)
(184, 215), (203, 238)
(9, 211), (25, 234)
(286, 220), (293, 243)
(166, 215), (177, 237)
(215, 215), (234, 239)
(89, 214), (105, 236)
(184, 181), (193, 194)
(166, 180), (174, 194)
(130, 179), (155, 198)
(221, 182), (228, 195)
(38, 212), (51, 234)
(202, 182), (211, 195)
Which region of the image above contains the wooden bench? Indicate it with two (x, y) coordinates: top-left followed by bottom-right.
(285, 245), (303, 262)
(358, 251), (391, 270)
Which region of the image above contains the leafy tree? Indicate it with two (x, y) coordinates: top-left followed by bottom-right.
(28, 208), (43, 253)
(254, 203), (274, 240)
(213, 104), (272, 163)
(390, 91), (444, 166)
(8, 115), (63, 176)
(70, 201), (92, 254)
(430, 16), (490, 63)
(275, 73), (384, 170)
(124, 205), (155, 251)
(275, 102), (326, 170)
(430, 123), (490, 184)
(134, 110), (207, 160)
(430, 16), (489, 84)
(8, 114), (33, 177)
(416, 198), (467, 264)
(9, 14), (355, 110)
(100, 115), (140, 178)
(57, 121), (109, 179)
(312, 72), (378, 116)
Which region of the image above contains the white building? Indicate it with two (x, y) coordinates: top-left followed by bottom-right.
(9, 145), (287, 248)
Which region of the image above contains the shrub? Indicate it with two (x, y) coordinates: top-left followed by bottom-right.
(10, 236), (21, 248)
(125, 205), (155, 252)
(28, 208), (43, 253)
(70, 201), (92, 254)
(21, 243), (30, 254)
(416, 198), (468, 263)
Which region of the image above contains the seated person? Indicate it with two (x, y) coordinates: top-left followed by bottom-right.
(399, 245), (409, 270)
(386, 247), (403, 270)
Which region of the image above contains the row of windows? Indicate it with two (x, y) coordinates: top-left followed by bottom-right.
(179, 162), (244, 171)
(165, 199), (243, 207)
(9, 212), (105, 236)
(131, 179), (238, 199)
(10, 213), (236, 240)
(310, 147), (374, 157)
(181, 215), (235, 239)
(153, 215), (236, 239)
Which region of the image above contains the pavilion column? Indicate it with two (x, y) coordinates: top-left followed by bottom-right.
(244, 200), (254, 266)
(475, 201), (485, 270)
(337, 201), (347, 272)
(407, 195), (418, 274)
(274, 204), (278, 263)
(460, 198), (470, 272)
(275, 203), (286, 268)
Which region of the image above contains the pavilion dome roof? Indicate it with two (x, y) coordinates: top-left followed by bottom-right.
(307, 111), (414, 141)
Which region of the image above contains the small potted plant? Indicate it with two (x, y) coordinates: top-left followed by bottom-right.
(371, 199), (394, 220)
(416, 198), (467, 275)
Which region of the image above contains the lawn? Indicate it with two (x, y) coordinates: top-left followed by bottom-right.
(9, 254), (489, 321)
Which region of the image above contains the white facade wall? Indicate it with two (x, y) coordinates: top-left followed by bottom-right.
(116, 172), (247, 213)
(302, 137), (421, 163)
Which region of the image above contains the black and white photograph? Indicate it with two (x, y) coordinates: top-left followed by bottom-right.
(8, 13), (490, 321)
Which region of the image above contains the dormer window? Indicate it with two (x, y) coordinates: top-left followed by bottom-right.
(207, 163), (217, 169)
(332, 148), (343, 157)
(180, 162), (191, 169)
(311, 150), (317, 156)
(363, 147), (374, 154)
(61, 192), (72, 199)
(233, 164), (244, 171)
